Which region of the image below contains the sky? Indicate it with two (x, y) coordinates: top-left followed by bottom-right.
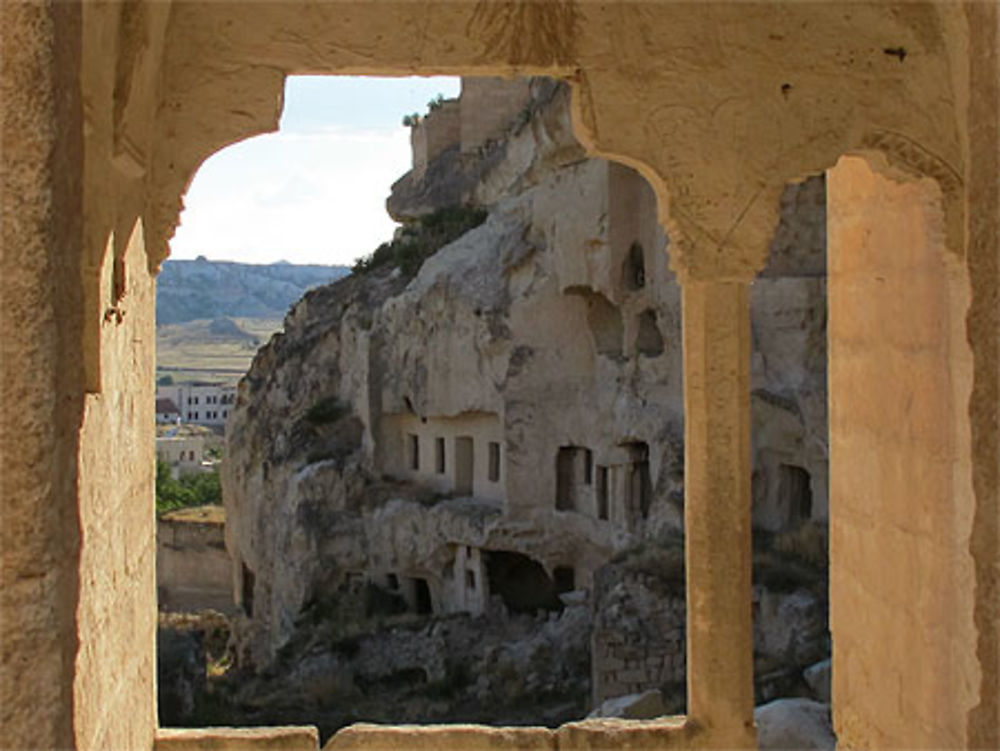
(169, 76), (461, 267)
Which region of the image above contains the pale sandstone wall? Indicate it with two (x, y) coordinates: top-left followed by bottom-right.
(74, 224), (158, 751)
(382, 412), (505, 504)
(460, 77), (532, 155)
(0, 4), (86, 748)
(157, 515), (234, 614)
(828, 155), (978, 749)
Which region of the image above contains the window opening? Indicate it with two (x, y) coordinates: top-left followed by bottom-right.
(779, 463), (813, 527)
(624, 241), (646, 290)
(488, 441), (501, 482)
(435, 436), (446, 474)
(408, 433), (420, 471)
(636, 309), (664, 357)
(453, 436), (474, 495)
(485, 551), (563, 613)
(553, 566), (575, 594)
(597, 466), (609, 520)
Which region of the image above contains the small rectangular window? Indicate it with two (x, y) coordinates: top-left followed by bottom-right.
(584, 449), (593, 484)
(408, 434), (420, 471)
(436, 437), (446, 473)
(597, 466), (609, 520)
(488, 441), (501, 482)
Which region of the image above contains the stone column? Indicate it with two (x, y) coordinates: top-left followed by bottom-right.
(681, 276), (756, 749)
(0, 2), (84, 748)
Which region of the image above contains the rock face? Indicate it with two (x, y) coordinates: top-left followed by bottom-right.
(224, 76), (829, 716)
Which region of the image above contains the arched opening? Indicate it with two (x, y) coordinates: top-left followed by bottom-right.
(485, 551), (563, 614)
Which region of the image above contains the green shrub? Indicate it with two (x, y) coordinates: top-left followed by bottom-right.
(305, 396), (348, 426)
(155, 459), (221, 514)
(352, 206), (488, 278)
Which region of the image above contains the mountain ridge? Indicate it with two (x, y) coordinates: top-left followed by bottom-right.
(157, 257), (350, 325)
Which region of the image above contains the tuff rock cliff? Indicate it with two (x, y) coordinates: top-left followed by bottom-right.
(221, 78), (829, 731)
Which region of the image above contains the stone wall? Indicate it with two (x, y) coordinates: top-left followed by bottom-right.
(157, 508), (235, 614)
(381, 411), (505, 504)
(411, 99), (460, 180)
(591, 571), (686, 707)
(460, 77), (532, 155)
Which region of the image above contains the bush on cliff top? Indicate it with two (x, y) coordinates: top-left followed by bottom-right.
(352, 205), (488, 278)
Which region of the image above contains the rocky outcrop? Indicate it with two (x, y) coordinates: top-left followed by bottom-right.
(223, 77), (830, 723)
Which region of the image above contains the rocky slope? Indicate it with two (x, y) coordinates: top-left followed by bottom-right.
(220, 78), (829, 732)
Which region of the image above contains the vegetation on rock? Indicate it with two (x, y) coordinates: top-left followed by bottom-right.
(352, 205), (488, 277)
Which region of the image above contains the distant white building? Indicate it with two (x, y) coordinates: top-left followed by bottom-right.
(156, 382), (237, 427)
(155, 398), (182, 424)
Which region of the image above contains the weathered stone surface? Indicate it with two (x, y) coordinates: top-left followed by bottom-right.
(755, 698), (836, 751)
(588, 689), (666, 720)
(803, 659), (832, 705)
(225, 81), (830, 678)
(156, 726), (319, 751)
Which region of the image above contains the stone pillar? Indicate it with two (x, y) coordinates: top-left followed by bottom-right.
(0, 2), (84, 748)
(681, 277), (756, 749)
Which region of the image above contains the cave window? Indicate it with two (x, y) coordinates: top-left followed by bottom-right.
(241, 563), (255, 618)
(780, 464), (813, 526)
(413, 578), (433, 614)
(596, 466), (609, 519)
(624, 241), (646, 290)
(584, 448), (593, 484)
(435, 436), (446, 474)
(636, 309), (665, 357)
(556, 446), (579, 511)
(465, 569), (476, 590)
(408, 433), (420, 471)
(553, 566), (575, 594)
(454, 436), (474, 495)
(485, 551), (563, 614)
(488, 441), (501, 482)
(387, 573), (399, 590)
(262, 461), (270, 481)
(624, 441), (652, 523)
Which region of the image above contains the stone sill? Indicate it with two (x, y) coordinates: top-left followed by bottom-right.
(157, 717), (693, 750)
(155, 726), (319, 750)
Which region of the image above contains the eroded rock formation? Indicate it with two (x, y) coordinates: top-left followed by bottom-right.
(223, 78), (829, 726)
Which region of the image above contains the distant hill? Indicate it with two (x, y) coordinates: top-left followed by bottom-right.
(156, 257), (350, 325)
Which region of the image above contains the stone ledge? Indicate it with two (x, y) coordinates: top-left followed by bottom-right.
(155, 726), (319, 750)
(324, 724), (556, 750)
(322, 718), (695, 750)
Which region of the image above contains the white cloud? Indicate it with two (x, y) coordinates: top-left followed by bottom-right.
(170, 125), (412, 266)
